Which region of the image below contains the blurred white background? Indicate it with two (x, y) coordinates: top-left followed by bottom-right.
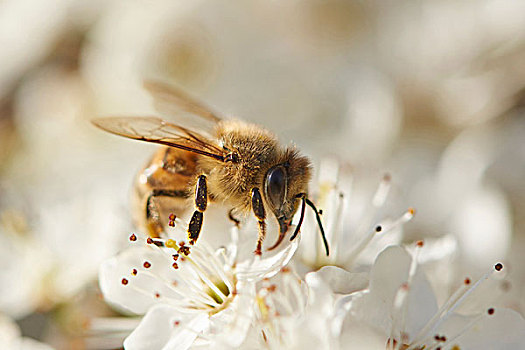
(1, 0), (524, 348)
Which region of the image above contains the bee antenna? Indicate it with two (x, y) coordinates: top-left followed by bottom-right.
(289, 194), (307, 242)
(304, 198), (330, 256)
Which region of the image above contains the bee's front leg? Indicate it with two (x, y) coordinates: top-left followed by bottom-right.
(251, 188), (266, 255)
(188, 174), (207, 245)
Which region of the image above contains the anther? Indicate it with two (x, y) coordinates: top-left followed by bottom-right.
(132, 269), (138, 276)
(168, 213), (176, 227)
(172, 254), (179, 261)
(147, 237), (153, 244)
(375, 225), (383, 232)
(464, 278), (471, 285)
(155, 292), (160, 298)
(166, 239), (177, 249)
(143, 261), (151, 268)
(121, 278), (128, 285)
(172, 262), (179, 269)
(408, 207), (416, 216)
(487, 308), (495, 315)
(416, 240), (424, 247)
(174, 320), (180, 326)
(129, 234), (137, 242)
(178, 245), (190, 256)
(494, 263), (503, 272)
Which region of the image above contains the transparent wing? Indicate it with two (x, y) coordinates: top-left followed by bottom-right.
(143, 80), (222, 134)
(92, 116), (225, 161)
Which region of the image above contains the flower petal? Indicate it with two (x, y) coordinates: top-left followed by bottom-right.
(99, 246), (186, 314)
(235, 221), (299, 281)
(452, 308), (525, 349)
(208, 282), (256, 348)
(123, 305), (209, 350)
(314, 266), (368, 294)
(348, 246), (438, 340)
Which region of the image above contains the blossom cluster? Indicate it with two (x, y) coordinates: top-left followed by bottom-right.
(96, 162), (525, 350)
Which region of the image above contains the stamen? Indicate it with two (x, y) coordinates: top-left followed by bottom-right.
(372, 173), (392, 207)
(129, 234), (137, 242)
(409, 264), (505, 348)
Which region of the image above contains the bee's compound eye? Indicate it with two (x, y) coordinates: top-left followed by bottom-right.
(265, 166), (287, 210)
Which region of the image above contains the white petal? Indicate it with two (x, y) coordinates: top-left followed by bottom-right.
(99, 246), (185, 314)
(453, 308), (525, 349)
(314, 266), (368, 294)
(339, 314), (386, 350)
(17, 338), (55, 350)
(123, 305), (209, 350)
(451, 185), (511, 270)
(348, 246), (438, 340)
(368, 246), (412, 302)
(209, 282), (256, 348)
(235, 222), (299, 281)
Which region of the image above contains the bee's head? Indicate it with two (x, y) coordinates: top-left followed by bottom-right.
(263, 148), (312, 231)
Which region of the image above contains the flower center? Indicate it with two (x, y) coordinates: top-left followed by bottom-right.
(206, 279), (231, 305)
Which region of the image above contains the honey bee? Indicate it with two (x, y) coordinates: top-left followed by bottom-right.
(92, 81), (329, 255)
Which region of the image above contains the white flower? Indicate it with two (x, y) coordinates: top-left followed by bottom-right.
(99, 217), (299, 350)
(238, 264), (368, 350)
(341, 244), (525, 349)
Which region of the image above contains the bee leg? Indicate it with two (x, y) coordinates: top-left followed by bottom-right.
(251, 188), (266, 255)
(145, 189), (187, 238)
(188, 175), (207, 245)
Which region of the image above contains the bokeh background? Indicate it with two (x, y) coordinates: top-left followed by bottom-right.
(1, 0), (524, 348)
